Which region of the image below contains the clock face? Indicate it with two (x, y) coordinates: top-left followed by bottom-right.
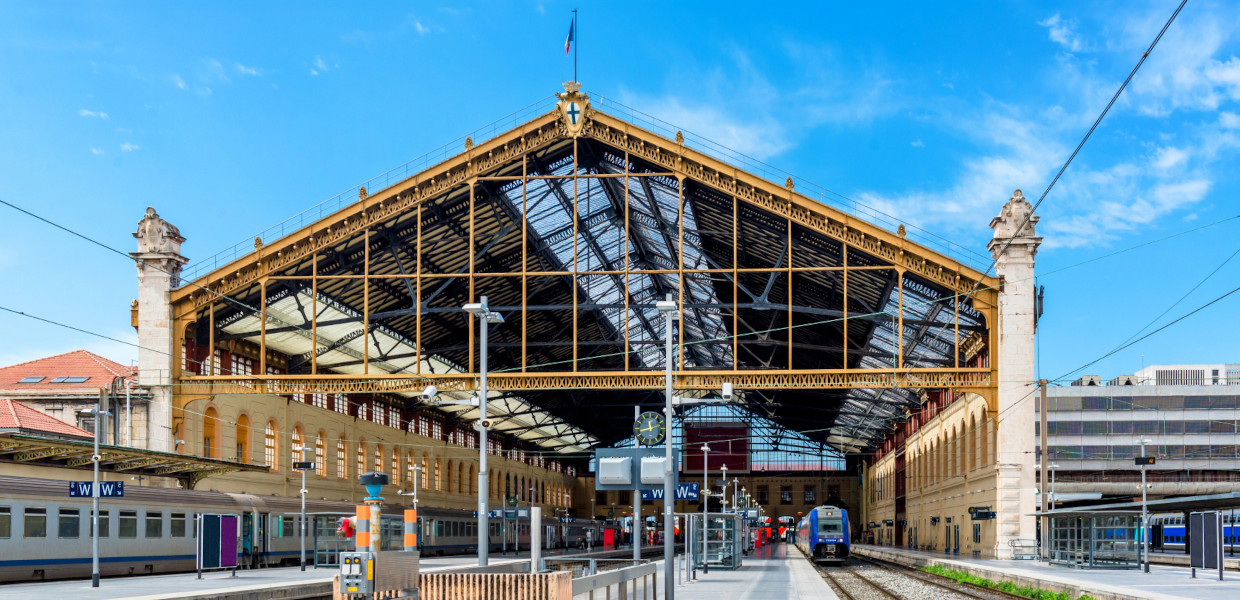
(633, 411), (666, 446)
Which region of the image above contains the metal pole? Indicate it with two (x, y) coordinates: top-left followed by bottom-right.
(124, 379), (132, 447)
(1141, 438), (1149, 573)
(300, 445), (308, 571)
(634, 405), (642, 563)
(531, 506), (542, 571)
(91, 389), (103, 588)
(1039, 379), (1048, 560)
(702, 444), (710, 575)
(662, 292), (675, 600)
(478, 296), (491, 567)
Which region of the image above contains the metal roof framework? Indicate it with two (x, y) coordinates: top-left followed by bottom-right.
(170, 89), (998, 457)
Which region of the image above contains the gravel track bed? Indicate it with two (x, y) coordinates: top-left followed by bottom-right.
(852, 558), (1026, 600)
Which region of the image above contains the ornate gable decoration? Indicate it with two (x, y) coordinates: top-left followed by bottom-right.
(556, 81), (591, 137)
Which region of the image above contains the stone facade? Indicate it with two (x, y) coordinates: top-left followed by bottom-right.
(131, 207), (187, 453)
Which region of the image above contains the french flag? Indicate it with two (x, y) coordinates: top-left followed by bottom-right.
(565, 17), (575, 55)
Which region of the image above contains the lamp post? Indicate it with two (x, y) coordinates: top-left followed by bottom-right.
(298, 445), (312, 571)
(87, 391), (112, 588)
(701, 443), (711, 574)
(720, 464), (728, 512)
(1139, 437), (1151, 573)
(464, 296), (503, 567)
(655, 294), (678, 600)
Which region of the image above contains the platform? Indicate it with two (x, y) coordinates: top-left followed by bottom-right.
(0, 554), (522, 600)
(676, 543), (837, 600)
(854, 544), (1240, 600)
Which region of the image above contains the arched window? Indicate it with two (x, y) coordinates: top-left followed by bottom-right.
(337, 439), (347, 479)
(357, 440), (366, 476)
(315, 433), (327, 477)
(969, 415), (978, 471)
(292, 426), (304, 465)
(390, 448), (397, 478)
(203, 407), (220, 459)
(407, 452), (415, 486)
(446, 460), (455, 493)
(434, 458), (442, 491)
(421, 454), (429, 489)
(374, 445), (383, 474)
(264, 421), (278, 469)
(235, 414), (250, 463)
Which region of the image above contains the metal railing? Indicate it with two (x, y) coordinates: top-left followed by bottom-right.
(570, 562), (658, 600)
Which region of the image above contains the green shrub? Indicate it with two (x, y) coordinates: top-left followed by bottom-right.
(918, 565), (1095, 600)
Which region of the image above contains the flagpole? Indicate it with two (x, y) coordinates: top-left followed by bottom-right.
(573, 9), (578, 83)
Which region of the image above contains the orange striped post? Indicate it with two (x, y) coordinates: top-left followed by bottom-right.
(355, 505), (370, 550)
(404, 509), (418, 552)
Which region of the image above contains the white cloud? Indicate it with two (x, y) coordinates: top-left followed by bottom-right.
(1152, 146), (1188, 171)
(310, 55), (333, 76)
(1220, 112), (1240, 129)
(1038, 13), (1085, 53)
(120, 142), (139, 152)
(79, 109), (109, 119)
(911, 139), (924, 148)
(235, 62), (261, 76)
(172, 74), (187, 90)
(90, 147), (104, 155)
(413, 20), (428, 35)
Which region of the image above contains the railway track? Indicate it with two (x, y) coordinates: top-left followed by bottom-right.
(810, 552), (1029, 600)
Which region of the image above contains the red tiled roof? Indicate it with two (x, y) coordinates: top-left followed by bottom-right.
(0, 398), (94, 438)
(0, 349), (135, 390)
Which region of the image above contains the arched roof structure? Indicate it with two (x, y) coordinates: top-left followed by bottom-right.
(169, 85), (999, 456)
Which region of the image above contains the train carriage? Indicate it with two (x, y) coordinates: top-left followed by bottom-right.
(0, 475), (577, 583)
(795, 505), (850, 563)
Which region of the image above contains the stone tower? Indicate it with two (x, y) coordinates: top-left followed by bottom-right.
(131, 207), (188, 453)
(987, 190), (1041, 557)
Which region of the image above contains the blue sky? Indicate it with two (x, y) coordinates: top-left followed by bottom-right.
(0, 1), (1237, 384)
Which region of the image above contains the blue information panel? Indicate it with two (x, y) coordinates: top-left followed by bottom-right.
(640, 483), (699, 501)
(69, 481), (124, 497)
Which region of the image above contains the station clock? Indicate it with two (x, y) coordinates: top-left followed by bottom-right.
(633, 411), (666, 446)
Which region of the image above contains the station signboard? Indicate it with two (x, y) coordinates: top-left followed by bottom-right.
(69, 481), (124, 497)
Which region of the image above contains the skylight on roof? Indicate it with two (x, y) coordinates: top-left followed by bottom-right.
(18, 377), (45, 384)
(62, 377), (90, 383)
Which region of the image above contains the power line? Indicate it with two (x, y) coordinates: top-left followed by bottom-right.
(968, 0), (1189, 299)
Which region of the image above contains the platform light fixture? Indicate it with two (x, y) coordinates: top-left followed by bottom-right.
(463, 296), (503, 567)
(657, 293), (677, 600)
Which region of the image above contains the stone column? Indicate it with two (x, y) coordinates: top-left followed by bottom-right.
(987, 190), (1041, 558)
(130, 207), (188, 453)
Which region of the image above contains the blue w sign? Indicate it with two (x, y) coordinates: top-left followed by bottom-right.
(69, 481), (124, 497)
(641, 483), (698, 501)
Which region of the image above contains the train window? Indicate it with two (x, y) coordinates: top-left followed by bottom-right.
(119, 510), (138, 538)
(436, 520), (444, 536)
(171, 513), (187, 537)
(283, 516), (295, 537)
(24, 507), (47, 538)
(0, 507), (9, 538)
(90, 509), (110, 538)
(58, 508), (80, 538)
(146, 511), (163, 538)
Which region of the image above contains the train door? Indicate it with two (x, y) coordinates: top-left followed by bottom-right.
(242, 512), (255, 567)
(258, 513), (271, 565)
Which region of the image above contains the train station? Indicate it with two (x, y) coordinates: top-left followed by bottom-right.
(3, 4), (1240, 600)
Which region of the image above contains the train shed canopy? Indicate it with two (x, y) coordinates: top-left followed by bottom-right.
(169, 85), (998, 458)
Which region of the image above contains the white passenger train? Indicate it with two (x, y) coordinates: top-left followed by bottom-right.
(0, 475), (612, 582)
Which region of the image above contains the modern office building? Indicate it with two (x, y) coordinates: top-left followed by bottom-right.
(1043, 363), (1240, 498)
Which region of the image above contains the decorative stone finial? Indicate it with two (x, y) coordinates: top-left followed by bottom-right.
(465, 136), (474, 151)
(562, 80), (582, 94)
(254, 237), (263, 251)
(133, 207), (185, 255)
(675, 131), (684, 145)
(785, 177), (795, 191)
(897, 224), (906, 238)
(358, 186), (368, 201)
(988, 188), (1042, 260)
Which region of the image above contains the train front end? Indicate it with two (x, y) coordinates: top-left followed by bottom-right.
(810, 506), (849, 562)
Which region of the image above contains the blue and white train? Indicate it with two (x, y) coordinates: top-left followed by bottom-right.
(1150, 512), (1240, 553)
(0, 475), (608, 583)
(795, 505), (851, 562)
